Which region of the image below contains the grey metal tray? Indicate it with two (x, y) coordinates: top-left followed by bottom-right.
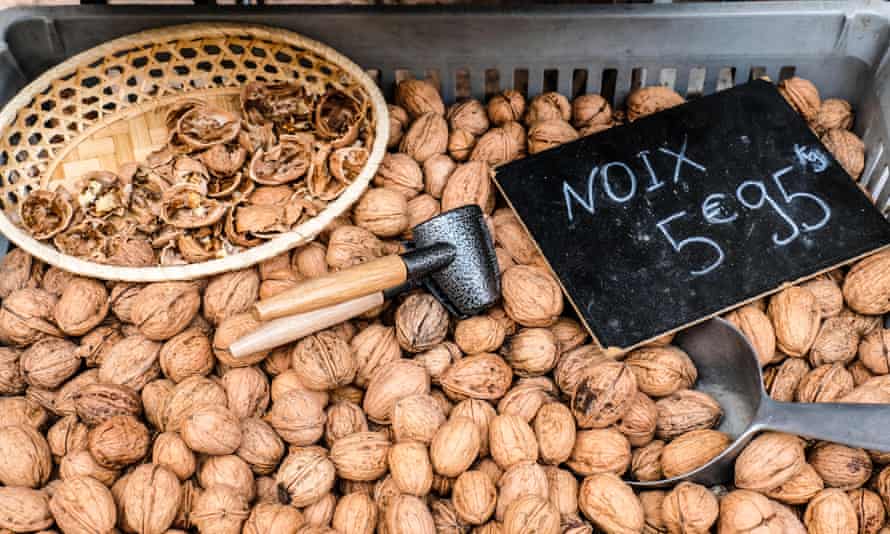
(1, 1), (889, 222)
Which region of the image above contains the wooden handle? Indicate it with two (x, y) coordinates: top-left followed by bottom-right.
(230, 293), (385, 358)
(254, 255), (407, 321)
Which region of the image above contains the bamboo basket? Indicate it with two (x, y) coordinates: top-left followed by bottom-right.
(0, 23), (388, 281)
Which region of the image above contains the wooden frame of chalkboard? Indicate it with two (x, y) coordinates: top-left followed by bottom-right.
(494, 80), (890, 355)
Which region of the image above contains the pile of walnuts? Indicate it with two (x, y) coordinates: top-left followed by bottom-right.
(0, 75), (884, 534)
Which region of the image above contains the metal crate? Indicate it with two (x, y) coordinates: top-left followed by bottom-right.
(1, 1), (890, 216)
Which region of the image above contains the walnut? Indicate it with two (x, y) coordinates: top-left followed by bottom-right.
(121, 463), (182, 534)
(213, 312), (268, 367)
(441, 353), (513, 401)
(159, 375), (225, 432)
(423, 154), (456, 198)
(734, 432), (805, 491)
(0, 288), (62, 346)
(332, 493), (375, 534)
(245, 503), (306, 534)
(502, 495), (559, 534)
(470, 127), (521, 167)
(203, 268), (260, 326)
(131, 282), (201, 341)
(397, 79), (445, 119)
(49, 475), (117, 534)
(626, 345), (697, 398)
(191, 485), (249, 534)
(725, 304), (776, 366)
(221, 366), (270, 419)
(110, 282), (143, 324)
(389, 441), (434, 496)
(395, 293), (450, 353)
(797, 363), (853, 403)
(52, 368), (99, 416)
(766, 358), (810, 401)
(0, 425), (51, 488)
(501, 328), (559, 377)
(0, 395), (47, 429)
(448, 129), (476, 162)
(527, 119), (579, 154)
(568, 427), (630, 477)
(661, 429), (731, 479)
(454, 315), (505, 355)
(441, 161), (494, 214)
(76, 324), (124, 368)
(848, 489), (885, 534)
(662, 482), (719, 534)
(0, 248), (39, 299)
(502, 265), (563, 327)
(73, 382), (141, 426)
(326, 225), (386, 270)
(291, 330), (356, 391)
(632, 440), (665, 482)
(778, 77), (821, 121)
(503, 121), (528, 155)
(452, 470), (497, 525)
(363, 359), (430, 424)
(534, 402), (576, 465)
(42, 265), (76, 297)
(764, 463), (824, 505)
(844, 251), (890, 315)
(152, 431), (196, 481)
(495, 218), (538, 265)
(578, 473), (644, 534)
(88, 414), (150, 469)
(159, 327), (213, 383)
(810, 317), (859, 366)
(274, 446), (336, 507)
(639, 490), (666, 534)
(626, 87), (685, 121)
(804, 489), (859, 534)
(302, 491), (336, 527)
(813, 98), (854, 133)
(859, 328), (890, 374)
(487, 90), (526, 126)
(801, 276), (844, 318)
(99, 334), (161, 391)
(430, 416), (481, 478)
(401, 112), (449, 163)
(823, 128), (866, 179)
(47, 415), (89, 458)
(768, 286), (821, 357)
(554, 344), (608, 396)
(525, 92), (571, 125)
(406, 193), (441, 233)
(392, 394), (446, 444)
(236, 417), (284, 475)
(496, 461), (549, 521)
(374, 152), (425, 199)
(718, 490), (784, 534)
(386, 494), (435, 534)
(181, 405), (242, 455)
(448, 99), (490, 136)
(572, 94), (613, 131)
(353, 187), (410, 237)
(655, 389), (723, 440)
(497, 382), (548, 422)
(0, 487), (53, 532)
(616, 391), (657, 447)
(571, 360), (637, 428)
(330, 431), (390, 481)
(324, 401), (368, 447)
(388, 104), (409, 148)
(263, 390), (326, 445)
(271, 369), (328, 405)
(20, 336), (80, 389)
(809, 442), (872, 490)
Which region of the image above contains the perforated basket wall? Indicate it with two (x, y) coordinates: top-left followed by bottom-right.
(0, 23), (388, 281)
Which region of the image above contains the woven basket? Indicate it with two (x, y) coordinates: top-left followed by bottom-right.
(0, 23), (388, 282)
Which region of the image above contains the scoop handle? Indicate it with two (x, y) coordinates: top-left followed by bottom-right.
(254, 255), (407, 321)
(759, 398), (890, 451)
(231, 292), (385, 358)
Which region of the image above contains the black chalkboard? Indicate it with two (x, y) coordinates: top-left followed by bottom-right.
(494, 80), (890, 353)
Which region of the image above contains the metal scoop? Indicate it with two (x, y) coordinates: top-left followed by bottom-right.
(629, 317), (890, 489)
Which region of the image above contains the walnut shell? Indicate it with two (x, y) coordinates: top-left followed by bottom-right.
(330, 431), (391, 481)
(810, 317), (859, 366)
(527, 119), (579, 154)
(50, 475), (117, 534)
(392, 394), (446, 444)
(20, 337), (80, 389)
(76, 324), (124, 368)
(497, 382), (547, 423)
(110, 282), (143, 324)
(0, 424), (51, 488)
(73, 382), (141, 426)
(804, 489), (859, 534)
(616, 391), (657, 447)
(221, 366), (270, 419)
(578, 473), (644, 534)
(323, 400), (368, 447)
(813, 98), (854, 133)
(525, 92), (571, 125)
(0, 248), (39, 299)
(844, 251), (890, 315)
(662, 482), (719, 534)
(448, 99), (490, 136)
(363, 359), (430, 424)
(0, 395), (48, 429)
(191, 485), (249, 534)
(572, 360), (638, 428)
(0, 487), (53, 532)
(131, 282), (201, 341)
(213, 312), (268, 367)
(158, 327), (213, 383)
(764, 462), (824, 505)
(396, 79), (445, 119)
(389, 441), (434, 496)
(264, 390), (326, 445)
(276, 446), (336, 507)
(797, 363), (854, 403)
(160, 375), (226, 432)
(332, 493), (375, 534)
(245, 503), (306, 534)
(181, 405), (242, 455)
(236, 417), (284, 475)
(502, 328), (559, 377)
(441, 353), (513, 401)
(0, 288), (62, 346)
(632, 440), (665, 482)
(374, 153), (425, 199)
(448, 127), (477, 163)
(406, 194), (441, 235)
(152, 431), (197, 481)
(502, 265), (563, 328)
(122, 463), (182, 534)
(503, 494), (559, 534)
(441, 160), (494, 214)
(801, 276), (844, 318)
(554, 344), (608, 396)
(655, 389), (723, 440)
(735, 432), (805, 492)
(87, 414), (150, 469)
(388, 104), (409, 148)
(824, 127), (866, 179)
(423, 154), (455, 198)
(661, 429), (731, 479)
(401, 112), (449, 163)
(454, 316), (505, 355)
(496, 461), (549, 521)
(809, 442), (872, 490)
(568, 427), (630, 477)
(532, 402), (575, 465)
(470, 128), (521, 167)
(860, 328), (890, 374)
(848, 489), (885, 534)
(19, 189), (74, 240)
(572, 94), (613, 131)
(779, 77), (821, 121)
(626, 87), (685, 121)
(47, 415), (89, 459)
(99, 334), (161, 391)
(291, 330), (356, 391)
(767, 357), (811, 402)
(718, 489), (783, 534)
(430, 416), (481, 477)
(726, 304), (776, 366)
(395, 293), (449, 353)
(202, 268), (260, 326)
(626, 345), (697, 398)
(488, 90), (526, 126)
(354, 187), (410, 238)
(54, 277), (108, 336)
(385, 494), (436, 534)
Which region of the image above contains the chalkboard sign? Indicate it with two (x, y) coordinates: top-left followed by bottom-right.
(494, 80), (890, 353)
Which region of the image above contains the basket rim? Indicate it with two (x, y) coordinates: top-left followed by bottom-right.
(0, 22), (389, 282)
